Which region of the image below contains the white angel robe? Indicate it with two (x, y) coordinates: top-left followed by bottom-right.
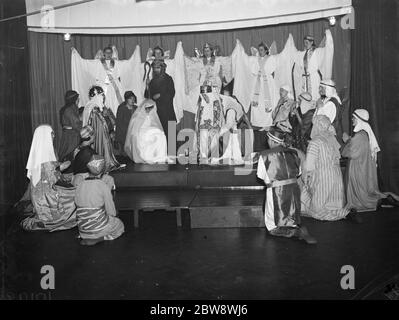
(233, 37), (294, 128)
(292, 30), (334, 101)
(124, 102), (167, 164)
(71, 46), (143, 116)
(184, 53), (232, 114)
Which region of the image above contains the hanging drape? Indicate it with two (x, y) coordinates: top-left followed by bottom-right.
(350, 0), (398, 193)
(28, 17), (351, 150)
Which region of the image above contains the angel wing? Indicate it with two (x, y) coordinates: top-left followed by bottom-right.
(183, 54), (203, 95)
(316, 29), (334, 81)
(146, 48), (153, 61)
(170, 42), (185, 122)
(273, 34), (297, 98)
(269, 41), (277, 56)
(250, 46), (258, 56)
(94, 49), (103, 60)
(164, 50), (171, 60)
(231, 39), (254, 112)
(71, 47), (101, 107)
(118, 45), (145, 104)
(217, 53), (233, 85)
(111, 46), (119, 60)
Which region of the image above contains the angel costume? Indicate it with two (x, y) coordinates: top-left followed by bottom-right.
(232, 36), (294, 128)
(184, 43), (232, 114)
(291, 31), (334, 102)
(71, 45), (143, 116)
(124, 99), (168, 164)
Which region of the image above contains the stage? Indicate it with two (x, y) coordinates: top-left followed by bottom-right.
(111, 161), (263, 188)
(111, 161), (265, 229)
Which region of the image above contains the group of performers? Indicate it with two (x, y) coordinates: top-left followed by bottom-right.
(16, 31), (399, 246)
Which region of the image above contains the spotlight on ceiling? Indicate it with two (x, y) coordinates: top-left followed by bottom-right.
(329, 16), (336, 26)
(64, 33), (71, 41)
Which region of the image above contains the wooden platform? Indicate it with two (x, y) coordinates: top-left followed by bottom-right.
(111, 162), (262, 188)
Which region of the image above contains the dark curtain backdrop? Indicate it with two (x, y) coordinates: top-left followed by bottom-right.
(0, 0), (31, 213)
(350, 0), (398, 193)
(28, 17), (351, 150)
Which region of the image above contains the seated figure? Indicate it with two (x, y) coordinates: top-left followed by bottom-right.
(124, 99), (168, 164)
(74, 155), (125, 246)
(21, 125), (77, 232)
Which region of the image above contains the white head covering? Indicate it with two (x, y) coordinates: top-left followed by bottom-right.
(82, 93), (104, 126)
(26, 125), (57, 187)
(353, 109), (380, 162)
(320, 79), (342, 104)
(280, 84), (294, 100)
(299, 92), (315, 114)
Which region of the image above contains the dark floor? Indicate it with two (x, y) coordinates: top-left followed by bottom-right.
(1, 208), (399, 300)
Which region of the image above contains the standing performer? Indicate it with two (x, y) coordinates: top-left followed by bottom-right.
(232, 36), (294, 128)
(341, 109), (399, 211)
(184, 42), (232, 114)
(71, 45), (143, 116)
(116, 91), (137, 157)
(58, 90), (82, 161)
(143, 43), (185, 123)
(291, 30), (334, 102)
(75, 155), (124, 246)
(146, 59), (176, 145)
(257, 127), (317, 244)
(83, 86), (120, 172)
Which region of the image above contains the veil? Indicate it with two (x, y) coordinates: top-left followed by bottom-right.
(124, 99), (167, 163)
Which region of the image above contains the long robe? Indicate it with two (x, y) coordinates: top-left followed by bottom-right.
(21, 161), (77, 231)
(88, 107), (120, 172)
(71, 46), (143, 115)
(147, 73), (176, 142)
(75, 177), (124, 240)
(341, 130), (385, 211)
(232, 37), (294, 127)
(301, 136), (348, 220)
(58, 104), (82, 161)
(124, 103), (167, 164)
(116, 101), (136, 150)
(257, 146), (301, 231)
(292, 30), (334, 101)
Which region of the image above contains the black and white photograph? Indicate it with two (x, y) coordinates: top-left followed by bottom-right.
(0, 0), (398, 306)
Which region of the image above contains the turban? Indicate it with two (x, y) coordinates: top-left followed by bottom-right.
(304, 35), (314, 41)
(80, 125), (95, 139)
(320, 79), (342, 104)
(299, 92), (315, 114)
(64, 90), (79, 105)
(267, 127), (286, 145)
(87, 154), (105, 176)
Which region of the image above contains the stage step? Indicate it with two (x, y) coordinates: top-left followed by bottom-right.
(111, 162), (263, 188)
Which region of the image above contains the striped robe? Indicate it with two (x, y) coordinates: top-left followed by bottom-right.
(75, 178), (124, 240)
(301, 137), (348, 220)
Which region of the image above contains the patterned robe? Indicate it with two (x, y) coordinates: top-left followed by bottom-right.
(301, 136), (348, 220)
(257, 146), (301, 231)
